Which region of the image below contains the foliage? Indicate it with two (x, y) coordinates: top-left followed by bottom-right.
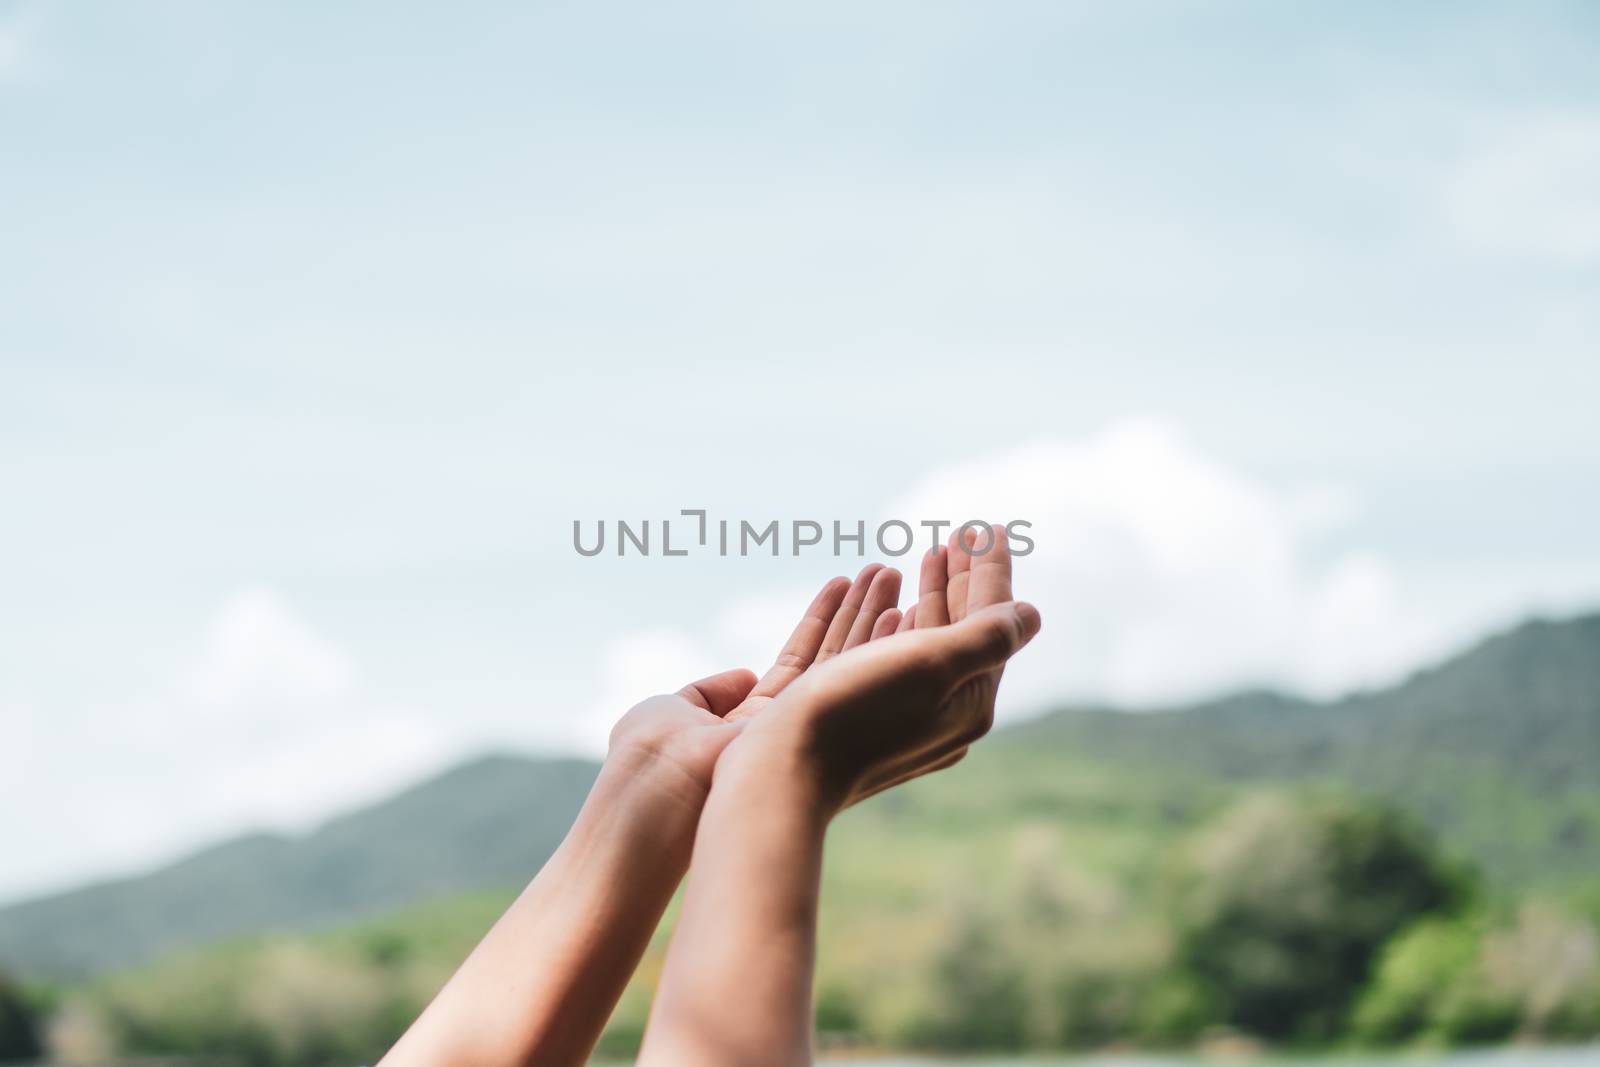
(1169, 794), (1464, 1041)
(898, 910), (1031, 1051)
(1355, 902), (1600, 1046)
(0, 973), (43, 1063)
(77, 942), (426, 1067)
(1350, 914), (1483, 1044)
(10, 614), (1600, 1058)
(813, 982), (862, 1035)
(43, 788), (1600, 1063)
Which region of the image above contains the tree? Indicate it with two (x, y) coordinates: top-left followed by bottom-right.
(0, 973), (43, 1063)
(1350, 915), (1482, 1043)
(901, 910), (1031, 1051)
(1171, 794), (1463, 1041)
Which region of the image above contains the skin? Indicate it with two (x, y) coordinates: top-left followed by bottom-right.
(638, 525), (1040, 1066)
(378, 563), (908, 1067)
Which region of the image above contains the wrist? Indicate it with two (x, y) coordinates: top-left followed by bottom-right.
(597, 738), (715, 823)
(712, 727), (845, 826)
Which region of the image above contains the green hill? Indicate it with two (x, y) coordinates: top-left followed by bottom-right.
(0, 756), (598, 978)
(2, 612), (1597, 987)
(1007, 613), (1600, 885)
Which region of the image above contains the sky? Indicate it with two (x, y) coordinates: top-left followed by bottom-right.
(2, 0), (1598, 903)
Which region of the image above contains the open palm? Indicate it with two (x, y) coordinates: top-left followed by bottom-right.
(606, 563), (906, 799)
(729, 524), (1039, 809)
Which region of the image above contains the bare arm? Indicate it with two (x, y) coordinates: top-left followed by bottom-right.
(378, 571), (893, 1067)
(640, 748), (831, 1066)
(377, 732), (715, 1067)
(640, 529), (1040, 1066)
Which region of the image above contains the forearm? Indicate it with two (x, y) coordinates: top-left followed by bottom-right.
(639, 745), (833, 1067)
(380, 746), (705, 1067)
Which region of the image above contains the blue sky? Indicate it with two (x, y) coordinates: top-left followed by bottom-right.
(2, 0), (1598, 900)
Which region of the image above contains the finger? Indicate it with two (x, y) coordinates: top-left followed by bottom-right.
(676, 668), (760, 717)
(871, 608), (902, 641)
(946, 527), (977, 622)
(932, 600), (1043, 680)
(815, 563), (884, 663)
(843, 567), (901, 650)
(749, 576), (852, 698)
(916, 545), (950, 630)
(896, 604), (917, 633)
(965, 523), (1013, 616)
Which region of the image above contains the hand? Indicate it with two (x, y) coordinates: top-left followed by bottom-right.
(605, 563), (906, 804)
(725, 524), (1040, 813)
(383, 566), (910, 1067)
(637, 528), (1037, 1067)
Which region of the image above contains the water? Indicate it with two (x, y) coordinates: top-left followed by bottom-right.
(815, 1049), (1600, 1067)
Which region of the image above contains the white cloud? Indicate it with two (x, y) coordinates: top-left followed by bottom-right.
(1444, 113), (1600, 265)
(577, 590), (825, 753)
(580, 628), (720, 753)
(154, 594), (448, 831)
(580, 419), (1447, 749)
(886, 420), (1437, 707)
(0, 589), (457, 902)
(181, 587), (355, 711)
(6, 424), (1597, 899)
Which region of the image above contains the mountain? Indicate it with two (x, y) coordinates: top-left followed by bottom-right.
(1006, 613), (1600, 883)
(2, 613), (1597, 982)
(0, 755), (599, 979)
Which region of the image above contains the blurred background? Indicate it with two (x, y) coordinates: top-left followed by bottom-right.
(2, 1), (1598, 1063)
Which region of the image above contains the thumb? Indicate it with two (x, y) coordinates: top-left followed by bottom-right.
(677, 668), (760, 717)
(931, 601), (1042, 679)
